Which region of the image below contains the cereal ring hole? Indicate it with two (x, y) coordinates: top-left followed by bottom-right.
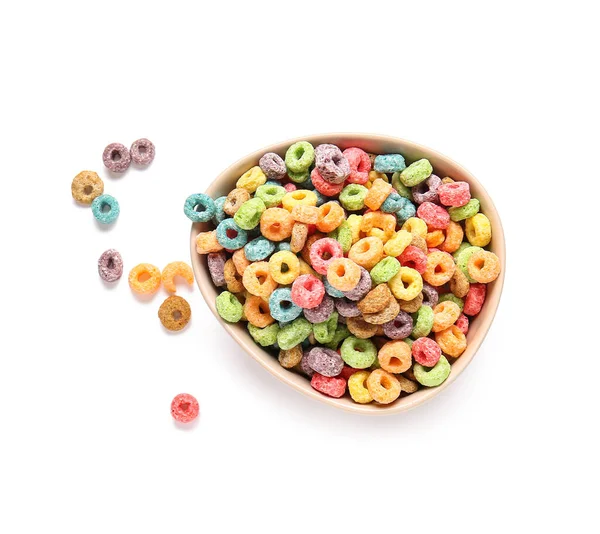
(435, 264), (444, 273)
(380, 376), (393, 389)
(281, 263), (290, 273)
(226, 228), (238, 239)
(179, 400), (190, 411)
(389, 357), (401, 366)
(138, 271), (151, 283)
(280, 300), (293, 309)
(83, 185), (93, 195)
(334, 264), (346, 276)
(111, 149), (122, 162)
(294, 146), (305, 159)
(107, 258), (115, 269)
(292, 191), (307, 200)
(137, 144), (148, 154)
(101, 203), (111, 213)
(194, 203), (207, 213)
(172, 310), (182, 320)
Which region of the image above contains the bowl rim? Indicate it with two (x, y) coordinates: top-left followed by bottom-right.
(190, 133), (505, 415)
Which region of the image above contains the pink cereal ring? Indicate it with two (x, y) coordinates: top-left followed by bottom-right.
(398, 245), (427, 274)
(455, 313), (469, 334)
(291, 274), (325, 309)
(171, 393), (199, 423)
(311, 168), (345, 197)
(411, 337), (442, 367)
(283, 183), (297, 192)
(311, 373), (347, 398)
(464, 283), (487, 316)
(417, 202), (450, 230)
(438, 181), (471, 207)
(343, 147), (371, 185)
(309, 237), (343, 275)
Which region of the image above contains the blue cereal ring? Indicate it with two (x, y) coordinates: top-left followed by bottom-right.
(374, 154), (406, 173)
(395, 197), (417, 222)
(324, 278), (344, 298)
(91, 194), (120, 224)
(244, 236), (276, 261)
(212, 196), (227, 225)
(216, 218), (248, 250)
(314, 191), (327, 206)
(184, 193), (216, 223)
(269, 288), (303, 322)
(381, 191), (405, 213)
(277, 241), (292, 252)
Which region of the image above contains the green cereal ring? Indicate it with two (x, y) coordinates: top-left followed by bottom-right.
(449, 198), (480, 222)
(399, 159), (433, 187)
(456, 245), (483, 282)
(248, 323), (280, 346)
(438, 293), (464, 312)
(324, 324), (351, 350)
(339, 184), (368, 211)
(414, 355), (451, 387)
(452, 242), (471, 261)
(285, 141), (315, 174)
(370, 257), (401, 284)
(287, 169), (310, 184)
(391, 172), (413, 198)
(233, 197), (266, 230)
(411, 305), (434, 338)
(341, 336), (377, 369)
(216, 291), (243, 322)
(277, 317), (312, 350)
(313, 311), (339, 344)
(328, 221), (352, 253)
(255, 183), (286, 208)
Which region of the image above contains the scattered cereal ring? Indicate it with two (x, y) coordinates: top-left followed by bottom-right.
(438, 293), (464, 312)
(259, 207), (294, 240)
(378, 340), (412, 373)
(449, 267), (470, 298)
(439, 220), (464, 253)
(311, 168), (345, 197)
(402, 216), (428, 238)
(311, 373), (346, 398)
(414, 355), (451, 387)
(399, 292), (423, 313)
(334, 297), (361, 318)
(362, 298), (399, 325)
(398, 245), (427, 274)
(383, 311), (413, 339)
(313, 311), (339, 343)
(72, 170), (104, 204)
(357, 283), (393, 314)
(361, 211), (396, 242)
(366, 369), (401, 404)
(411, 337), (441, 367)
(268, 250), (300, 285)
(196, 230), (224, 254)
(232, 248), (251, 276)
(159, 295), (191, 331)
(306, 346), (344, 376)
(162, 261), (194, 293)
(328, 220), (352, 253)
(91, 194), (120, 224)
(421, 283), (439, 308)
(291, 274), (325, 309)
(255, 183), (286, 208)
(310, 237), (343, 275)
(455, 245), (483, 282)
(216, 291), (244, 322)
(348, 237), (384, 270)
(412, 174), (441, 205)
(417, 201), (450, 230)
(304, 294), (335, 323)
(348, 371), (373, 403)
(340, 336), (377, 368)
(465, 213), (492, 247)
(383, 229), (412, 257)
(244, 236), (276, 261)
(171, 393), (199, 423)
(467, 249), (501, 283)
(455, 314), (469, 335)
(411, 305), (434, 338)
(432, 301), (461, 332)
(224, 188), (251, 216)
(282, 189), (318, 212)
(223, 259), (244, 293)
(98, 249), (123, 282)
(248, 323), (279, 346)
(399, 158), (432, 187)
(259, 152), (287, 180)
(290, 222), (308, 253)
(364, 178), (393, 211)
(422, 250), (456, 286)
(129, 263), (161, 294)
(316, 201), (345, 233)
(212, 196), (228, 225)
(395, 196), (417, 222)
(342, 266), (372, 301)
(184, 193), (216, 223)
(130, 138), (155, 165)
(234, 198), (266, 230)
(463, 283), (487, 316)
(339, 184), (368, 211)
(370, 257), (401, 284)
(102, 142), (131, 173)
(242, 261), (278, 299)
(277, 317), (312, 350)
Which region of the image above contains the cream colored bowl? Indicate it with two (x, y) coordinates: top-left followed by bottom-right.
(190, 134), (505, 414)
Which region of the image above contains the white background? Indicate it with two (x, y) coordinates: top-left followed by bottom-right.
(0, 1), (598, 532)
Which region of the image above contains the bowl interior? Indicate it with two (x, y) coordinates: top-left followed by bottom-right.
(190, 134), (505, 414)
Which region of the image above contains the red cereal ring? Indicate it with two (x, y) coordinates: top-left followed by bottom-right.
(398, 245), (427, 274)
(343, 147), (371, 184)
(284, 183), (297, 192)
(463, 283), (487, 316)
(170, 393), (199, 423)
(309, 237), (343, 275)
(411, 337), (442, 367)
(291, 274), (325, 309)
(417, 202), (450, 230)
(311, 168), (345, 197)
(455, 313), (469, 334)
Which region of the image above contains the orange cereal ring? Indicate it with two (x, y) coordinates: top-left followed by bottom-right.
(290, 223), (308, 253)
(244, 295), (275, 327)
(364, 178), (393, 210)
(326, 258), (361, 291)
(449, 267), (470, 298)
(467, 250), (501, 283)
(223, 188), (250, 216)
(348, 237), (384, 270)
(432, 301), (461, 332)
(224, 259), (244, 293)
(377, 340), (412, 374)
(442, 177), (455, 184)
(260, 208), (294, 241)
(366, 369), (401, 404)
(300, 232), (325, 264)
(291, 204), (319, 224)
(316, 201), (345, 233)
(161, 261), (194, 293)
(129, 263), (161, 294)
(196, 230), (224, 254)
(423, 250), (456, 286)
(440, 221), (464, 253)
(242, 261), (278, 299)
(426, 230), (445, 248)
(435, 325), (467, 357)
(360, 211), (396, 243)
(158, 295), (191, 331)
(347, 316), (378, 339)
(232, 249), (251, 276)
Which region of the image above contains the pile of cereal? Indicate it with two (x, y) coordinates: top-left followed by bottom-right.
(185, 142), (501, 405)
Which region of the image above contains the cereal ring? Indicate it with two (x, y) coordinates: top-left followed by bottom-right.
(410, 233), (428, 253)
(467, 250), (501, 284)
(362, 298), (400, 325)
(91, 194), (120, 224)
(366, 369), (401, 404)
(441, 177), (455, 184)
(348, 237), (384, 270)
(426, 230), (445, 248)
(343, 147), (371, 184)
(184, 193), (216, 223)
(402, 217), (428, 238)
(383, 310), (413, 339)
(412, 174), (441, 205)
(71, 170), (104, 204)
(159, 295), (191, 331)
(244, 295), (275, 327)
(435, 325), (467, 357)
(346, 316), (378, 339)
(196, 231), (224, 254)
(438, 293), (464, 311)
(224, 259), (244, 293)
(279, 345), (303, 369)
(232, 249), (251, 276)
(311, 168), (345, 197)
(242, 261), (278, 299)
(348, 371), (373, 403)
(455, 245), (483, 282)
(439, 220), (464, 253)
(291, 204), (319, 224)
(358, 283), (393, 314)
(306, 347), (344, 377)
(269, 287), (303, 322)
(449, 198), (480, 222)
(334, 297), (361, 318)
(378, 340), (412, 373)
(310, 238), (344, 275)
(162, 261), (194, 293)
(283, 183), (297, 192)
(223, 188), (250, 216)
(364, 178), (393, 211)
(216, 218), (249, 250)
(259, 207), (294, 241)
(399, 158), (432, 187)
(397, 375), (419, 393)
(244, 236), (275, 261)
(455, 314), (469, 335)
(316, 201), (345, 233)
(298, 257), (321, 279)
(129, 263), (161, 294)
(102, 142), (131, 173)
(464, 283), (487, 316)
(328, 220), (352, 253)
(399, 292), (423, 313)
(379, 191), (404, 213)
(465, 213), (492, 247)
(341, 336), (377, 368)
(299, 352), (316, 377)
(291, 274), (325, 309)
(398, 245), (427, 274)
(313, 311), (339, 343)
(411, 305), (434, 338)
(248, 323), (279, 346)
(421, 283), (439, 308)
(234, 198), (266, 230)
(216, 291), (244, 322)
(315, 144), (350, 184)
(438, 181), (470, 207)
(360, 211), (396, 242)
(285, 141), (315, 174)
(282, 189), (318, 212)
(304, 294), (335, 323)
(97, 249), (123, 283)
(417, 201), (450, 230)
(311, 373), (346, 398)
(171, 393), (199, 423)
(277, 317), (312, 350)
(449, 267), (470, 298)
(212, 196), (228, 225)
(255, 183), (286, 208)
(237, 166), (266, 193)
(392, 171), (413, 199)
(432, 301), (461, 332)
(414, 355), (451, 387)
(268, 250), (300, 285)
(374, 154), (406, 173)
(259, 152), (287, 180)
(324, 324), (351, 350)
(326, 258), (361, 292)
(383, 230), (412, 257)
(395, 196), (417, 222)
(339, 184), (368, 211)
(290, 222), (308, 253)
(343, 265), (372, 301)
(388, 267), (423, 301)
(370, 257), (401, 284)
(346, 214), (363, 244)
(423, 251), (456, 286)
(130, 138), (155, 165)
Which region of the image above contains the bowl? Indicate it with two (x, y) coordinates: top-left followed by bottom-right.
(190, 133), (505, 414)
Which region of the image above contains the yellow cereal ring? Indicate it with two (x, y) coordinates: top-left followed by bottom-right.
(435, 325), (467, 357)
(129, 263), (161, 294)
(467, 249), (501, 283)
(465, 213), (492, 247)
(360, 211), (396, 243)
(364, 178), (393, 210)
(377, 340), (412, 374)
(348, 237), (384, 270)
(260, 208), (294, 241)
(232, 249), (251, 276)
(242, 261), (278, 299)
(281, 189), (318, 212)
(244, 295), (275, 327)
(346, 214), (364, 244)
(291, 204), (319, 224)
(365, 170), (389, 189)
(236, 166), (266, 193)
(402, 217), (428, 238)
(298, 257), (321, 279)
(440, 221), (464, 253)
(366, 369), (401, 404)
(269, 250), (300, 285)
(383, 229), (412, 257)
(348, 371), (373, 404)
(224, 259), (244, 293)
(432, 301), (461, 332)
(316, 201), (345, 233)
(423, 251), (456, 286)
(388, 266), (423, 301)
(326, 258), (361, 291)
(161, 261), (194, 293)
(196, 230), (224, 254)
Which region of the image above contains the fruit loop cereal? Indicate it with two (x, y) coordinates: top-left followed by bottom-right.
(98, 249), (123, 282)
(171, 393), (199, 423)
(188, 142), (502, 405)
(102, 142), (131, 173)
(130, 138), (155, 166)
(159, 295), (191, 331)
(72, 171), (104, 204)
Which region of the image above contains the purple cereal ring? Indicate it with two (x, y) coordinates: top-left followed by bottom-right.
(130, 138), (155, 166)
(315, 144), (350, 184)
(303, 294), (334, 323)
(259, 152), (286, 181)
(97, 249), (123, 282)
(334, 297), (361, 318)
(412, 174), (442, 205)
(343, 266), (372, 301)
(306, 347), (344, 377)
(102, 142), (131, 173)
(299, 351), (315, 377)
(383, 311), (413, 339)
(421, 283), (439, 308)
(207, 252), (227, 287)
